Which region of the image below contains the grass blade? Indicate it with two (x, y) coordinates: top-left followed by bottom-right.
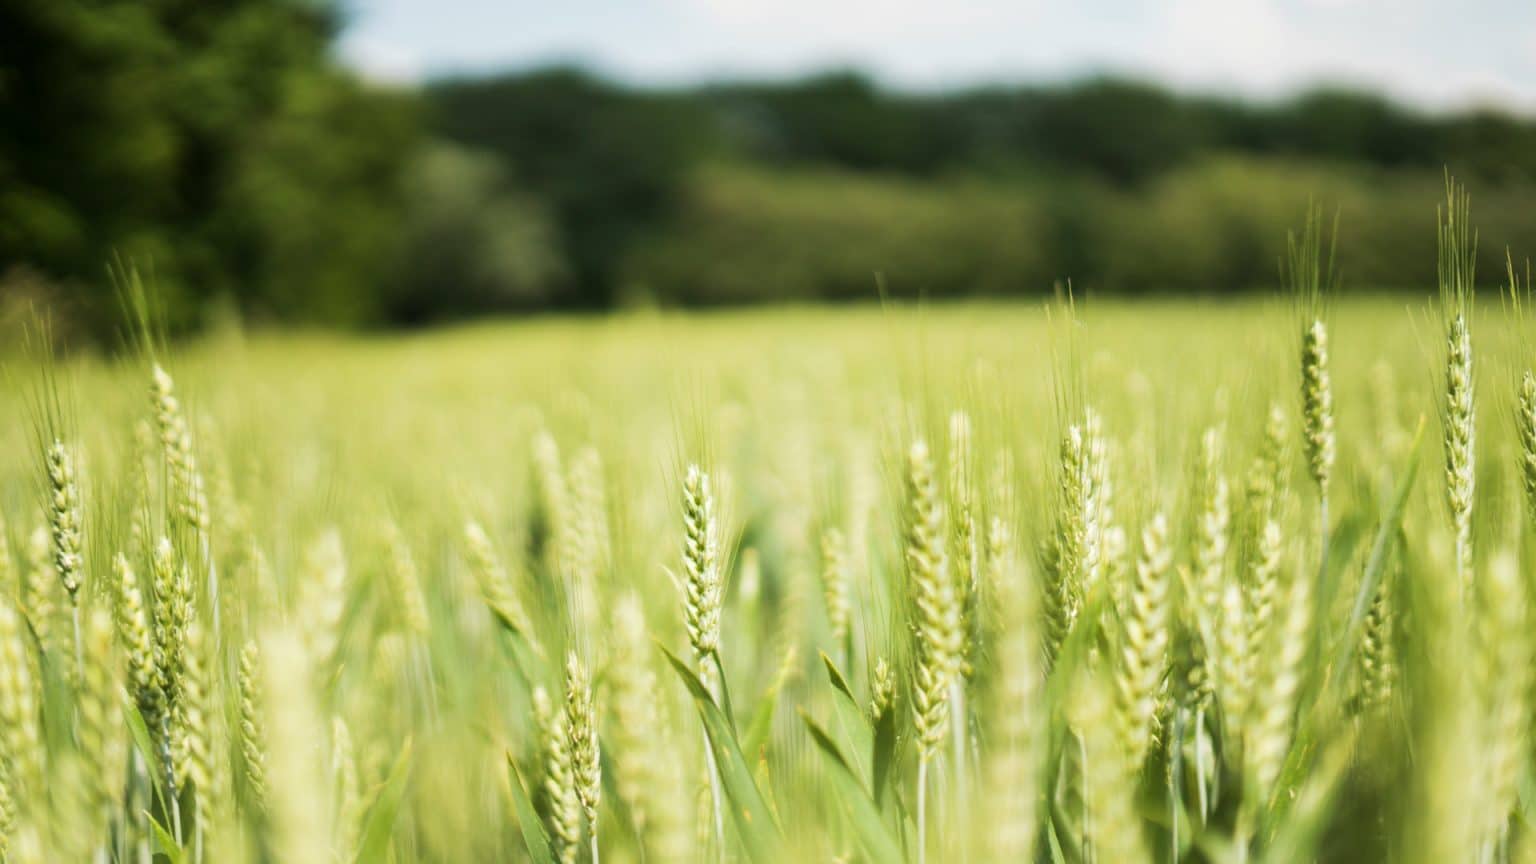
(503, 753), (557, 864)
(801, 709), (906, 863)
(662, 646), (786, 862)
(820, 651), (874, 780)
(1265, 417), (1423, 832)
(354, 738), (414, 864)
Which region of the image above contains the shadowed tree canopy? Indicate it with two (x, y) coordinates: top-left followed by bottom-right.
(0, 0), (419, 335)
(429, 69), (716, 308)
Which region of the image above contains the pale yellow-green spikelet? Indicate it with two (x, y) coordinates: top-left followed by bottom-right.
(383, 521), (431, 638)
(22, 525), (56, 651)
(1216, 580), (1251, 748)
(566, 446), (609, 635)
(1089, 410), (1126, 578)
(44, 440), (84, 603)
(1248, 401), (1287, 522)
(297, 530), (348, 674)
(681, 464), (722, 690)
(48, 753), (96, 862)
(1403, 511), (1481, 864)
(948, 410), (978, 599)
(1356, 576), (1396, 713)
(980, 509), (1013, 636)
(1081, 411), (1107, 594)
(982, 515), (1044, 861)
(1301, 319), (1335, 496)
(1477, 551), (1528, 847)
(1072, 671), (1150, 863)
(0, 514), (15, 603)
(238, 539), (278, 623)
(905, 439), (960, 763)
(1247, 561), (1310, 805)
(1517, 370), (1536, 525)
(5, 822), (44, 864)
(150, 363), (210, 535)
(1443, 308), (1475, 588)
(531, 684), (557, 815)
(1243, 402), (1286, 633)
(0, 773), (13, 859)
(1438, 179), (1476, 589)
(150, 537), (192, 793)
(1044, 420), (1098, 668)
(569, 449), (611, 577)
(609, 594), (663, 849)
(1245, 518), (1282, 691)
(819, 528), (851, 647)
(1193, 426), (1230, 623)
(76, 606), (127, 830)
(565, 652), (601, 854)
(150, 537), (190, 711)
(869, 655), (895, 725)
(174, 620), (226, 840)
(532, 431), (573, 576)
(238, 640), (267, 812)
(0, 601), (41, 806)
(332, 716), (363, 860)
(1192, 427), (1231, 718)
(541, 684), (581, 864)
(127, 419), (155, 556)
(464, 520), (540, 652)
(1115, 512), (1172, 764)
(112, 553), (162, 721)
(260, 630), (329, 864)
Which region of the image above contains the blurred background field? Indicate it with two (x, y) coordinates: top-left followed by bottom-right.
(0, 295), (1528, 861)
(4, 1), (1536, 344)
(0, 294), (1509, 581)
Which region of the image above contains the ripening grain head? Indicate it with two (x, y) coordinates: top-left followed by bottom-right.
(905, 439), (959, 763)
(681, 464), (722, 686)
(259, 630), (328, 863)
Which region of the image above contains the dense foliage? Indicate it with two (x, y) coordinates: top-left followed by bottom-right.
(435, 71), (1536, 309)
(5, 2), (1536, 335)
(0, 0), (419, 335)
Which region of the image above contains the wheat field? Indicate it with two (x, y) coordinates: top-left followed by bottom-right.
(0, 197), (1534, 863)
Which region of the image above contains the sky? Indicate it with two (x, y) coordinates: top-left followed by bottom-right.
(338, 0), (1536, 113)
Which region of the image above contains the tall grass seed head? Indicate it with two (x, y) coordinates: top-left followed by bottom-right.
(1301, 319), (1336, 494)
(905, 439), (961, 761)
(44, 440), (84, 600)
(681, 464), (723, 676)
(1517, 371), (1536, 523)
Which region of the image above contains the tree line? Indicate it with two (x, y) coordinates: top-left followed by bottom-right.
(4, 0), (1535, 338)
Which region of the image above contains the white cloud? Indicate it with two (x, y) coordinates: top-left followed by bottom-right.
(339, 35), (425, 85)
(1155, 0), (1302, 94)
(663, 0), (1049, 82)
(336, 0), (1536, 112)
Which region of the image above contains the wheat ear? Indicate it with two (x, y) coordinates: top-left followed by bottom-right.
(1517, 371), (1536, 526)
(566, 652), (601, 864)
(905, 440), (960, 864)
(1114, 512), (1172, 765)
(1439, 178), (1477, 590)
(983, 515), (1044, 861)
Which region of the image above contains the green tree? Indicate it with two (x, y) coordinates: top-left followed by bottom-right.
(383, 143), (565, 322)
(0, 0), (419, 333)
(430, 68), (714, 307)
